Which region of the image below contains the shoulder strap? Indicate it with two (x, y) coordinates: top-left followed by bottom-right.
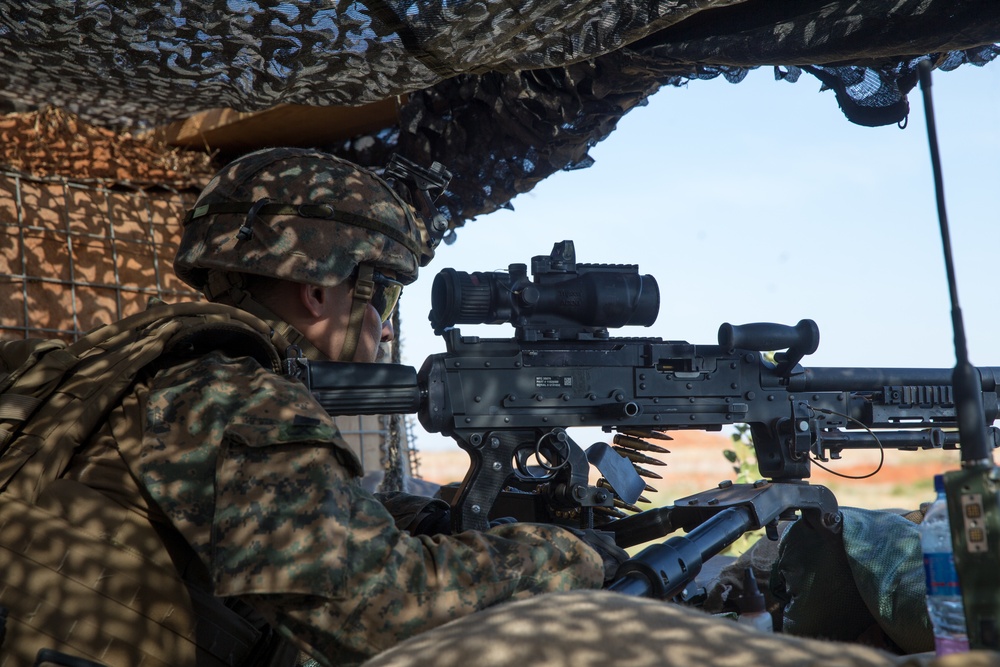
(0, 302), (281, 504)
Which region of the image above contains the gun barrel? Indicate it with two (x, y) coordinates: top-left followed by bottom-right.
(789, 367), (1000, 392)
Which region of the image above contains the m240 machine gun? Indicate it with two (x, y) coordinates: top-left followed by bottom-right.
(288, 240), (999, 598)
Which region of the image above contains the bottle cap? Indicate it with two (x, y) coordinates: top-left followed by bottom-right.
(934, 474), (945, 494)
(736, 567), (767, 614)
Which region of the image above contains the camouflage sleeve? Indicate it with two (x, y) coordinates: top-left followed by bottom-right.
(140, 352), (603, 665)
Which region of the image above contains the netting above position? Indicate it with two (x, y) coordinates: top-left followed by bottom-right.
(1, 1), (998, 226)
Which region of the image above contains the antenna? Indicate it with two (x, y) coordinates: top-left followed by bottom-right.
(917, 59), (992, 466)
(920, 59), (1000, 652)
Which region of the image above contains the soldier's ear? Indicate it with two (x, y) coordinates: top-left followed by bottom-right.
(299, 283), (328, 319)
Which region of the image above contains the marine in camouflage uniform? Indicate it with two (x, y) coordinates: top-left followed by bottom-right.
(62, 148), (607, 666)
(48, 147), (975, 667)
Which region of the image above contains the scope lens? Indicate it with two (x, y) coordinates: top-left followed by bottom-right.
(430, 269), (502, 331)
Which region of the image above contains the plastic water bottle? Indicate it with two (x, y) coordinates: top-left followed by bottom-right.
(736, 568), (773, 632)
(921, 474), (969, 655)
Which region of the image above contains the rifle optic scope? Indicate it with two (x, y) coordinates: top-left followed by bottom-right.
(428, 241), (659, 336)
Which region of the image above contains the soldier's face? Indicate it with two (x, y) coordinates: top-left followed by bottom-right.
(352, 298), (394, 363)
(308, 281), (394, 363)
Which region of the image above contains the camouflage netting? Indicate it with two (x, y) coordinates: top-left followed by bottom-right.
(1, 1), (998, 227)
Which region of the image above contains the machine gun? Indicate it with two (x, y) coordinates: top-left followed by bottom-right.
(288, 240), (1000, 569)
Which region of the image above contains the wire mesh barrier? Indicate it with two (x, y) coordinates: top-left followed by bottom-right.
(0, 171), (200, 340)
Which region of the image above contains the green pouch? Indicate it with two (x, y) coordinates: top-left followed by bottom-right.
(773, 507), (933, 653)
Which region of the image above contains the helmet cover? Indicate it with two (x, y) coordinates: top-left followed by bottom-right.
(174, 147), (424, 293)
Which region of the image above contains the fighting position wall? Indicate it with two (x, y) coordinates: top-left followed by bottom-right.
(0, 171), (198, 340)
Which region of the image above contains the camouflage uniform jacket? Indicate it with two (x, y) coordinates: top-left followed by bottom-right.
(64, 346), (603, 665)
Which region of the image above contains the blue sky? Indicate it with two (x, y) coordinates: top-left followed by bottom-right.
(398, 62), (1000, 450)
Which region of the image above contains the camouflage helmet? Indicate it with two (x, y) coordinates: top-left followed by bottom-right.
(174, 147), (425, 294)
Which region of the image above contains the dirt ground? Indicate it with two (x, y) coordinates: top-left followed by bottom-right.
(413, 430), (961, 513)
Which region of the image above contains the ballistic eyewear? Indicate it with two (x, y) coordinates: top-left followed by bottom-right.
(371, 271), (404, 323)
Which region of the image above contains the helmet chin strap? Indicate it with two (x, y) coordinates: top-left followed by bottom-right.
(338, 263), (376, 362)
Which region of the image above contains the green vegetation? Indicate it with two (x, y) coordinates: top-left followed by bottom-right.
(721, 424), (764, 556)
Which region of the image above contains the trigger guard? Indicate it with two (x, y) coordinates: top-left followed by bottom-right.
(513, 445), (556, 480)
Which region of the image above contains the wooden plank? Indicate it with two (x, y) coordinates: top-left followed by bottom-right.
(160, 99), (403, 152)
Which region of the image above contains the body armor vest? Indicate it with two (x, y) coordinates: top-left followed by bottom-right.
(0, 301), (298, 667)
